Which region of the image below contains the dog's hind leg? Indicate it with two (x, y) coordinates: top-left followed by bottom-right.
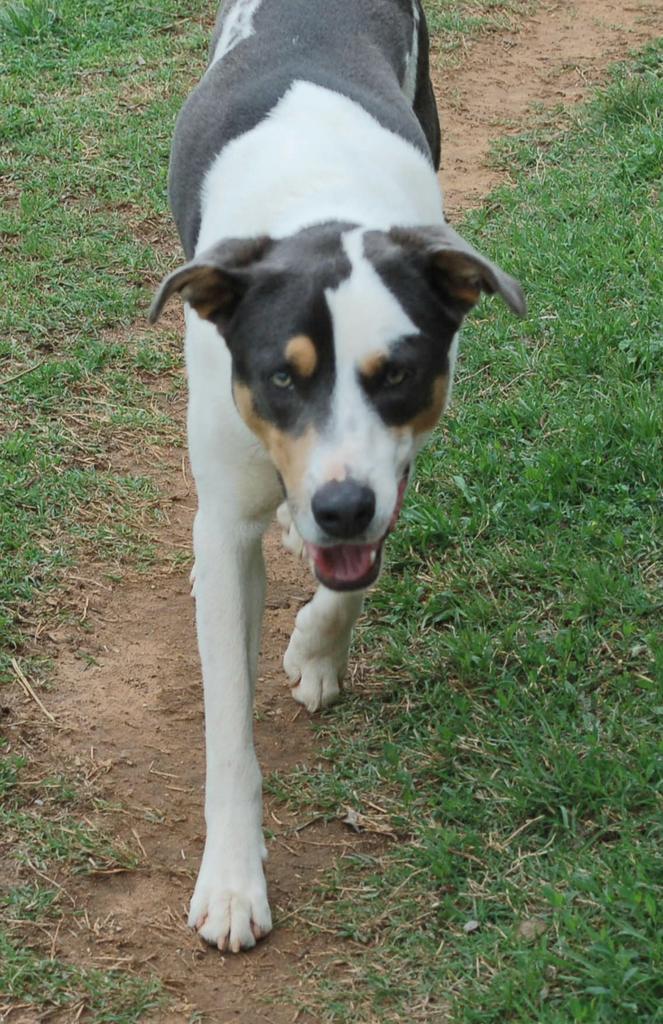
(284, 586), (365, 713)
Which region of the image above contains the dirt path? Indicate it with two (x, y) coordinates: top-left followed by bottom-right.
(15, 2), (659, 1021)
(437, 0), (659, 214)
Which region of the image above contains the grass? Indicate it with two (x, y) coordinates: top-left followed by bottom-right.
(425, 0), (533, 62)
(1, 759), (139, 876)
(1, 928), (164, 1023)
(0, 0), (204, 686)
(266, 43), (663, 1023)
(0, 0), (213, 1016)
(0, 742), (165, 1020)
(0, 0), (57, 40)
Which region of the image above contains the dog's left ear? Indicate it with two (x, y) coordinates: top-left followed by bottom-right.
(390, 224), (527, 318)
(148, 236), (273, 327)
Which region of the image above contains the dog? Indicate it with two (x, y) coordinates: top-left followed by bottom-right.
(150, 0), (525, 953)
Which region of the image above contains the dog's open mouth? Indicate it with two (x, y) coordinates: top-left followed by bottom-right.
(306, 472), (409, 591)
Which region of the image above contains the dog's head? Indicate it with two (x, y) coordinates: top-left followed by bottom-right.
(151, 223), (525, 590)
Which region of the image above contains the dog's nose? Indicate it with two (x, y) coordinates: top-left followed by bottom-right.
(312, 479), (376, 538)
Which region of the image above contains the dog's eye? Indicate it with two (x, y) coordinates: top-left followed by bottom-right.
(270, 370), (294, 389)
(384, 365), (410, 387)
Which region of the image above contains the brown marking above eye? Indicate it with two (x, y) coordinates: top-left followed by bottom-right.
(285, 334), (318, 378)
(397, 372), (449, 436)
(233, 381), (316, 497)
(359, 350), (388, 379)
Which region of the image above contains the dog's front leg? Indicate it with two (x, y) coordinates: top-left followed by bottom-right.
(284, 585), (365, 713)
(188, 507), (271, 952)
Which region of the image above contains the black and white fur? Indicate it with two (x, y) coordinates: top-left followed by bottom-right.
(151, 0), (525, 953)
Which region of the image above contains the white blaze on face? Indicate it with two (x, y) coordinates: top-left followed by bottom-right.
(292, 228), (420, 544)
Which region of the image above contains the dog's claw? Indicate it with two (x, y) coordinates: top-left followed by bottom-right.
(189, 873), (272, 953)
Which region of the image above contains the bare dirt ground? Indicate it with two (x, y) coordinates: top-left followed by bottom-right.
(6, 2), (660, 1021)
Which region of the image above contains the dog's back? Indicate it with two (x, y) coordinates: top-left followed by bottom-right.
(169, 0), (439, 258)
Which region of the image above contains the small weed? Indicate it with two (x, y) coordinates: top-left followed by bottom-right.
(0, 930), (164, 1023)
(0, 0), (58, 41)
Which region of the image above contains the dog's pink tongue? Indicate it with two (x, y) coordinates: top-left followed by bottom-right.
(308, 542), (377, 586)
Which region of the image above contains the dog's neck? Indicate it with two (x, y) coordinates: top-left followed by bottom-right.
(196, 80), (444, 255)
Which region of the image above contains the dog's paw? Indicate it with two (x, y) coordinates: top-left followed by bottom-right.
(288, 657), (343, 712)
(284, 628), (346, 713)
(276, 501), (307, 560)
(188, 861), (272, 953)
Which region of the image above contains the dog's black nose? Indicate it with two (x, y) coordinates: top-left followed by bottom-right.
(312, 479), (376, 539)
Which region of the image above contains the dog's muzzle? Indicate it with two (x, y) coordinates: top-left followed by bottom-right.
(305, 471), (409, 591)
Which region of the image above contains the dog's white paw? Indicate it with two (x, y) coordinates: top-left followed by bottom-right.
(284, 627), (346, 713)
(276, 501), (307, 560)
(189, 888), (272, 952)
(188, 846), (272, 952)
(289, 657), (343, 712)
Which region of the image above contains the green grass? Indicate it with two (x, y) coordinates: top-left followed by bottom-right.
(1, 755), (139, 876)
(0, 0), (207, 683)
(1, 928), (164, 1023)
(267, 44), (663, 1023)
(425, 0), (534, 61)
(0, 743), (164, 1020)
(0, 1), (213, 1016)
(0, 0), (57, 40)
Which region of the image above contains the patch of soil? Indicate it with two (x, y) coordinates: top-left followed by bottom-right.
(33, 452), (370, 1023)
(435, 0), (660, 214)
(6, 2), (660, 1020)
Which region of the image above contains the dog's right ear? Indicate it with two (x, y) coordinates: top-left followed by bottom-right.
(148, 236), (273, 327)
